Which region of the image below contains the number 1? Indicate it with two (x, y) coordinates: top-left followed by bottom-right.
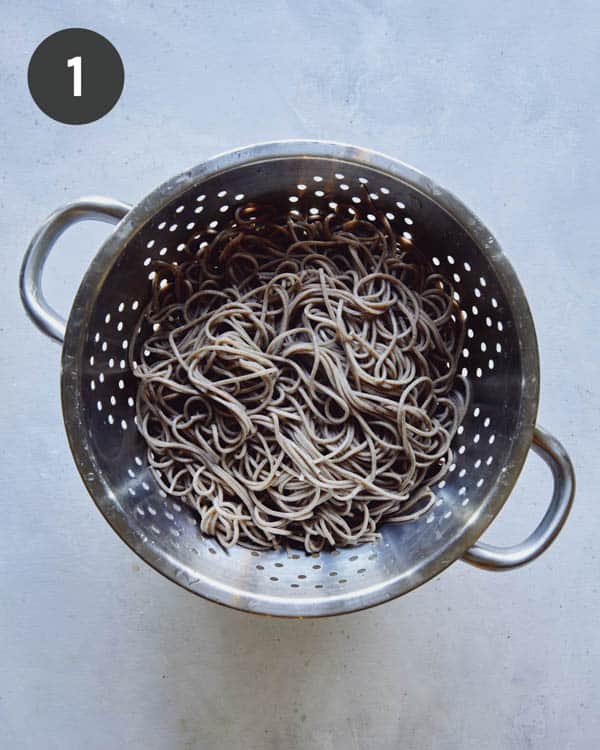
(67, 56), (82, 97)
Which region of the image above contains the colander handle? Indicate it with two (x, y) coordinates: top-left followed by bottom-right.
(19, 196), (132, 342)
(462, 426), (574, 570)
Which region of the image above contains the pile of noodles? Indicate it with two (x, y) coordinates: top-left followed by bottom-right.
(130, 203), (468, 552)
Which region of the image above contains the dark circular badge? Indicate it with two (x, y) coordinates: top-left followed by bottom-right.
(28, 28), (124, 125)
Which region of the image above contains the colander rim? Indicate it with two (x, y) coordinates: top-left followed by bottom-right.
(61, 140), (539, 616)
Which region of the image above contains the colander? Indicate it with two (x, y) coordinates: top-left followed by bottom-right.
(20, 141), (575, 617)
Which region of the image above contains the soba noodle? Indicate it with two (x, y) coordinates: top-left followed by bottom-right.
(131, 203), (468, 553)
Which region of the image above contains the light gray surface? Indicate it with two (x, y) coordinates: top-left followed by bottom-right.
(1, 1), (598, 748)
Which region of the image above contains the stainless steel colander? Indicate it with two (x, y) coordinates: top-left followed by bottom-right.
(20, 141), (574, 617)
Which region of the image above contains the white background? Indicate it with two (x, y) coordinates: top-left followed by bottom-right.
(1, 2), (599, 748)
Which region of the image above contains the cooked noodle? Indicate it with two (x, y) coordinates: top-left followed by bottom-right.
(131, 203), (469, 552)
